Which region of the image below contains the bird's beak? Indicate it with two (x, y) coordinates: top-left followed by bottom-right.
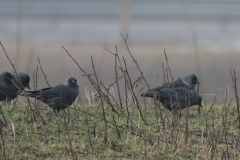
(26, 84), (31, 90)
(197, 81), (201, 84)
(71, 81), (75, 85)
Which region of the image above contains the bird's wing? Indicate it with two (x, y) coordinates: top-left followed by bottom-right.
(157, 88), (192, 102)
(26, 85), (69, 98)
(142, 88), (176, 99)
(149, 79), (186, 92)
(170, 88), (193, 102)
(156, 88), (177, 99)
(26, 87), (52, 94)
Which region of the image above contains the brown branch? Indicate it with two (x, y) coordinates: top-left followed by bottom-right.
(230, 68), (240, 128)
(38, 57), (51, 87)
(112, 116), (121, 139)
(104, 45), (123, 109)
(35, 65), (38, 90)
(63, 46), (118, 113)
(91, 55), (108, 144)
(62, 46), (86, 74)
(120, 33), (150, 90)
(70, 107), (152, 141)
(0, 42), (46, 125)
(122, 57), (148, 125)
(164, 48), (173, 82)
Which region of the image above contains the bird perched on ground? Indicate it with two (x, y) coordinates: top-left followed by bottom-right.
(141, 87), (202, 111)
(151, 74), (200, 91)
(24, 77), (79, 116)
(0, 71), (30, 101)
(0, 72), (13, 101)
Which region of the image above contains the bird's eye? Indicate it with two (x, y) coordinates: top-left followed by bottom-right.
(192, 76), (197, 82)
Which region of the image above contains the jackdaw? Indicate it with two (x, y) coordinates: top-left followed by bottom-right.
(0, 72), (13, 101)
(141, 87), (202, 111)
(25, 77), (79, 116)
(151, 74), (200, 91)
(0, 71), (30, 101)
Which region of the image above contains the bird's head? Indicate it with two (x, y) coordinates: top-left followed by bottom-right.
(17, 72), (31, 90)
(64, 77), (79, 87)
(184, 74), (201, 86)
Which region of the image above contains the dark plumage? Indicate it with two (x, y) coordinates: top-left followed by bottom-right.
(141, 87), (202, 111)
(0, 72), (13, 101)
(151, 74), (200, 91)
(25, 77), (79, 116)
(0, 72), (30, 101)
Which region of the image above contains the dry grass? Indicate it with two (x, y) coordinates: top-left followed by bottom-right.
(0, 100), (240, 159)
(1, 39), (240, 159)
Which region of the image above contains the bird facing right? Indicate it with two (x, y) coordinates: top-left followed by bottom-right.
(0, 71), (31, 102)
(24, 77), (79, 116)
(141, 87), (202, 111)
(149, 74), (200, 91)
(0, 71), (13, 101)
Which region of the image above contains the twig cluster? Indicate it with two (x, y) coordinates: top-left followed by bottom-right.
(0, 37), (240, 159)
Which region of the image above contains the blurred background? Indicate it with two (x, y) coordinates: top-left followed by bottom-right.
(0, 0), (240, 102)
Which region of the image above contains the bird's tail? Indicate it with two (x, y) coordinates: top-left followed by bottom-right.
(140, 92), (154, 98)
(21, 91), (41, 98)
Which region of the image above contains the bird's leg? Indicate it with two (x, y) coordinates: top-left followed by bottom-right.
(54, 110), (59, 117)
(58, 110), (63, 117)
(54, 109), (62, 117)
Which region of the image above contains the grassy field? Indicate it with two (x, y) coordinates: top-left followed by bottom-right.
(1, 98), (240, 159)
(1, 41), (240, 159)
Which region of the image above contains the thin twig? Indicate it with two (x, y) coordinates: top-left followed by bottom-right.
(83, 103), (94, 151)
(91, 56), (108, 144)
(0, 42), (46, 125)
(63, 46), (118, 113)
(120, 33), (150, 90)
(35, 66), (38, 90)
(164, 49), (173, 82)
(112, 116), (121, 139)
(38, 57), (51, 87)
(230, 68), (240, 129)
(123, 57), (148, 125)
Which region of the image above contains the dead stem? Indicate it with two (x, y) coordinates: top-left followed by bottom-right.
(38, 57), (51, 87)
(0, 42), (46, 125)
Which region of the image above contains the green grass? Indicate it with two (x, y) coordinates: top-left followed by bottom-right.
(0, 101), (240, 159)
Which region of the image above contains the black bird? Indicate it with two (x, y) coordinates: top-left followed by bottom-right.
(25, 77), (79, 116)
(0, 72), (30, 101)
(0, 72), (13, 101)
(141, 87), (202, 111)
(151, 74), (200, 91)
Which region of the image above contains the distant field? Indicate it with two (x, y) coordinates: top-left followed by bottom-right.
(1, 100), (239, 159)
